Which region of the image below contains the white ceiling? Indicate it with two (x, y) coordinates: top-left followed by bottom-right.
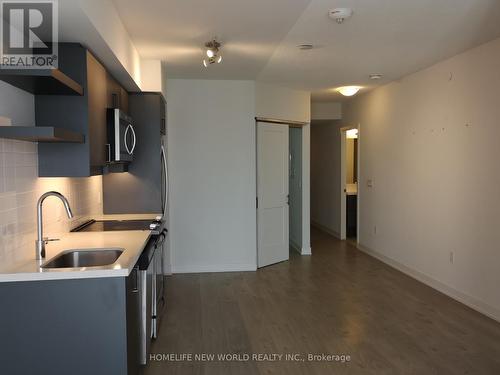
(113, 0), (500, 101)
(112, 0), (311, 79)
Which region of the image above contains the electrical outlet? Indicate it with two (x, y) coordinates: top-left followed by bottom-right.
(367, 179), (373, 188)
(449, 251), (454, 264)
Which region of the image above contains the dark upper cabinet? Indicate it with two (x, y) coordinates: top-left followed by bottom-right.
(103, 93), (165, 214)
(107, 74), (129, 113)
(35, 43), (129, 177)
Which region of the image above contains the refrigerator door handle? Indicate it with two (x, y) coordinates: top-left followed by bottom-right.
(161, 145), (169, 217)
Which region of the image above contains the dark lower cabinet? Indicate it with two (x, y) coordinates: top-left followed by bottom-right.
(346, 195), (357, 238)
(0, 271), (141, 375)
(126, 267), (141, 374)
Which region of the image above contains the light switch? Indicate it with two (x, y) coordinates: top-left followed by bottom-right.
(367, 179), (373, 188)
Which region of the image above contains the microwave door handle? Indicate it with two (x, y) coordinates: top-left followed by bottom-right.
(129, 125), (137, 154)
(124, 124), (136, 155)
(161, 145), (168, 216)
(124, 125), (131, 154)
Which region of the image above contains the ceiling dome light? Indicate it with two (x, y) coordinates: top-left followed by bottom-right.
(336, 86), (361, 97)
(203, 39), (223, 67)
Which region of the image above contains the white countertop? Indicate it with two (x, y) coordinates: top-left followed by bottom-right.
(0, 214), (159, 283)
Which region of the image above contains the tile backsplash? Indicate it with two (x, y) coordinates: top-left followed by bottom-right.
(0, 139), (103, 262)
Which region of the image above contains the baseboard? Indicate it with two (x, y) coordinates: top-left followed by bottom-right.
(172, 263), (257, 274)
(311, 220), (341, 239)
(357, 243), (500, 323)
(301, 246), (311, 255)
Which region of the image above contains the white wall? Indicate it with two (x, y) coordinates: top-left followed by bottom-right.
(255, 82), (310, 123)
(140, 59), (162, 92)
(342, 36), (500, 321)
(167, 79), (257, 273)
(310, 120), (343, 237)
(0, 81), (103, 264)
(311, 102), (342, 120)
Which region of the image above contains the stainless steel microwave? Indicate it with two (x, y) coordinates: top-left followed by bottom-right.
(106, 108), (136, 163)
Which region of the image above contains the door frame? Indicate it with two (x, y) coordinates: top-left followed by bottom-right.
(255, 118), (311, 267)
(256, 121), (290, 268)
(340, 125), (360, 242)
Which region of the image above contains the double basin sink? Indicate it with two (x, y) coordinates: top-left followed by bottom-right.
(42, 249), (123, 269)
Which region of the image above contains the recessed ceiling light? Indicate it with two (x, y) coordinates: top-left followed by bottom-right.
(329, 8), (353, 24)
(369, 74), (383, 80)
(336, 86), (361, 97)
(297, 44), (314, 50)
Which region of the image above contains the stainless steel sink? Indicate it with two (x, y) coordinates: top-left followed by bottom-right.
(42, 249), (123, 269)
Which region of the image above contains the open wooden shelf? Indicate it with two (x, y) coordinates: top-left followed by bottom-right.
(0, 68), (83, 96)
(0, 126), (84, 143)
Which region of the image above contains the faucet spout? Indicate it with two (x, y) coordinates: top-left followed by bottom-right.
(36, 191), (74, 260)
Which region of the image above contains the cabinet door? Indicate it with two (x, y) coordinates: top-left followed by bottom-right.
(86, 52), (108, 169)
(106, 73), (129, 113)
(120, 86), (129, 113)
(126, 266), (141, 375)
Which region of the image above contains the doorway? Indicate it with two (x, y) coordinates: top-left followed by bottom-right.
(340, 126), (359, 242)
(256, 119), (310, 268)
(256, 121), (290, 268)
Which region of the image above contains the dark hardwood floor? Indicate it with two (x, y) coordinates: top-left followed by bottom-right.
(145, 228), (500, 374)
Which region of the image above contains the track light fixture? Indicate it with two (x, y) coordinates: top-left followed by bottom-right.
(203, 39), (223, 67)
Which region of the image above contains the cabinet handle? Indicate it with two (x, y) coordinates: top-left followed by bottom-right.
(131, 267), (139, 293)
(112, 93), (119, 108)
(105, 144), (111, 163)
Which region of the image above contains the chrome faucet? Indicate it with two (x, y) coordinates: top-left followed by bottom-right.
(36, 191), (74, 260)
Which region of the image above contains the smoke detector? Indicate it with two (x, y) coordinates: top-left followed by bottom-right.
(369, 73), (383, 80)
(329, 8), (353, 24)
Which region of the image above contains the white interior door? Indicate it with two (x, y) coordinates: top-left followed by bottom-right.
(257, 122), (289, 268)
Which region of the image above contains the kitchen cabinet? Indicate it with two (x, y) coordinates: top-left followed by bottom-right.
(126, 266), (141, 374)
(34, 43), (129, 177)
(107, 74), (129, 113)
(346, 195), (357, 238)
(0, 270), (141, 375)
(0, 43), (131, 175)
(103, 93), (166, 214)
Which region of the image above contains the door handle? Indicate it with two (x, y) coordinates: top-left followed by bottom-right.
(161, 145), (169, 216)
(124, 124), (136, 155)
(129, 125), (137, 154)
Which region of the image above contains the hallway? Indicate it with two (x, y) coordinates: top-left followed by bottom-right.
(146, 228), (500, 374)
